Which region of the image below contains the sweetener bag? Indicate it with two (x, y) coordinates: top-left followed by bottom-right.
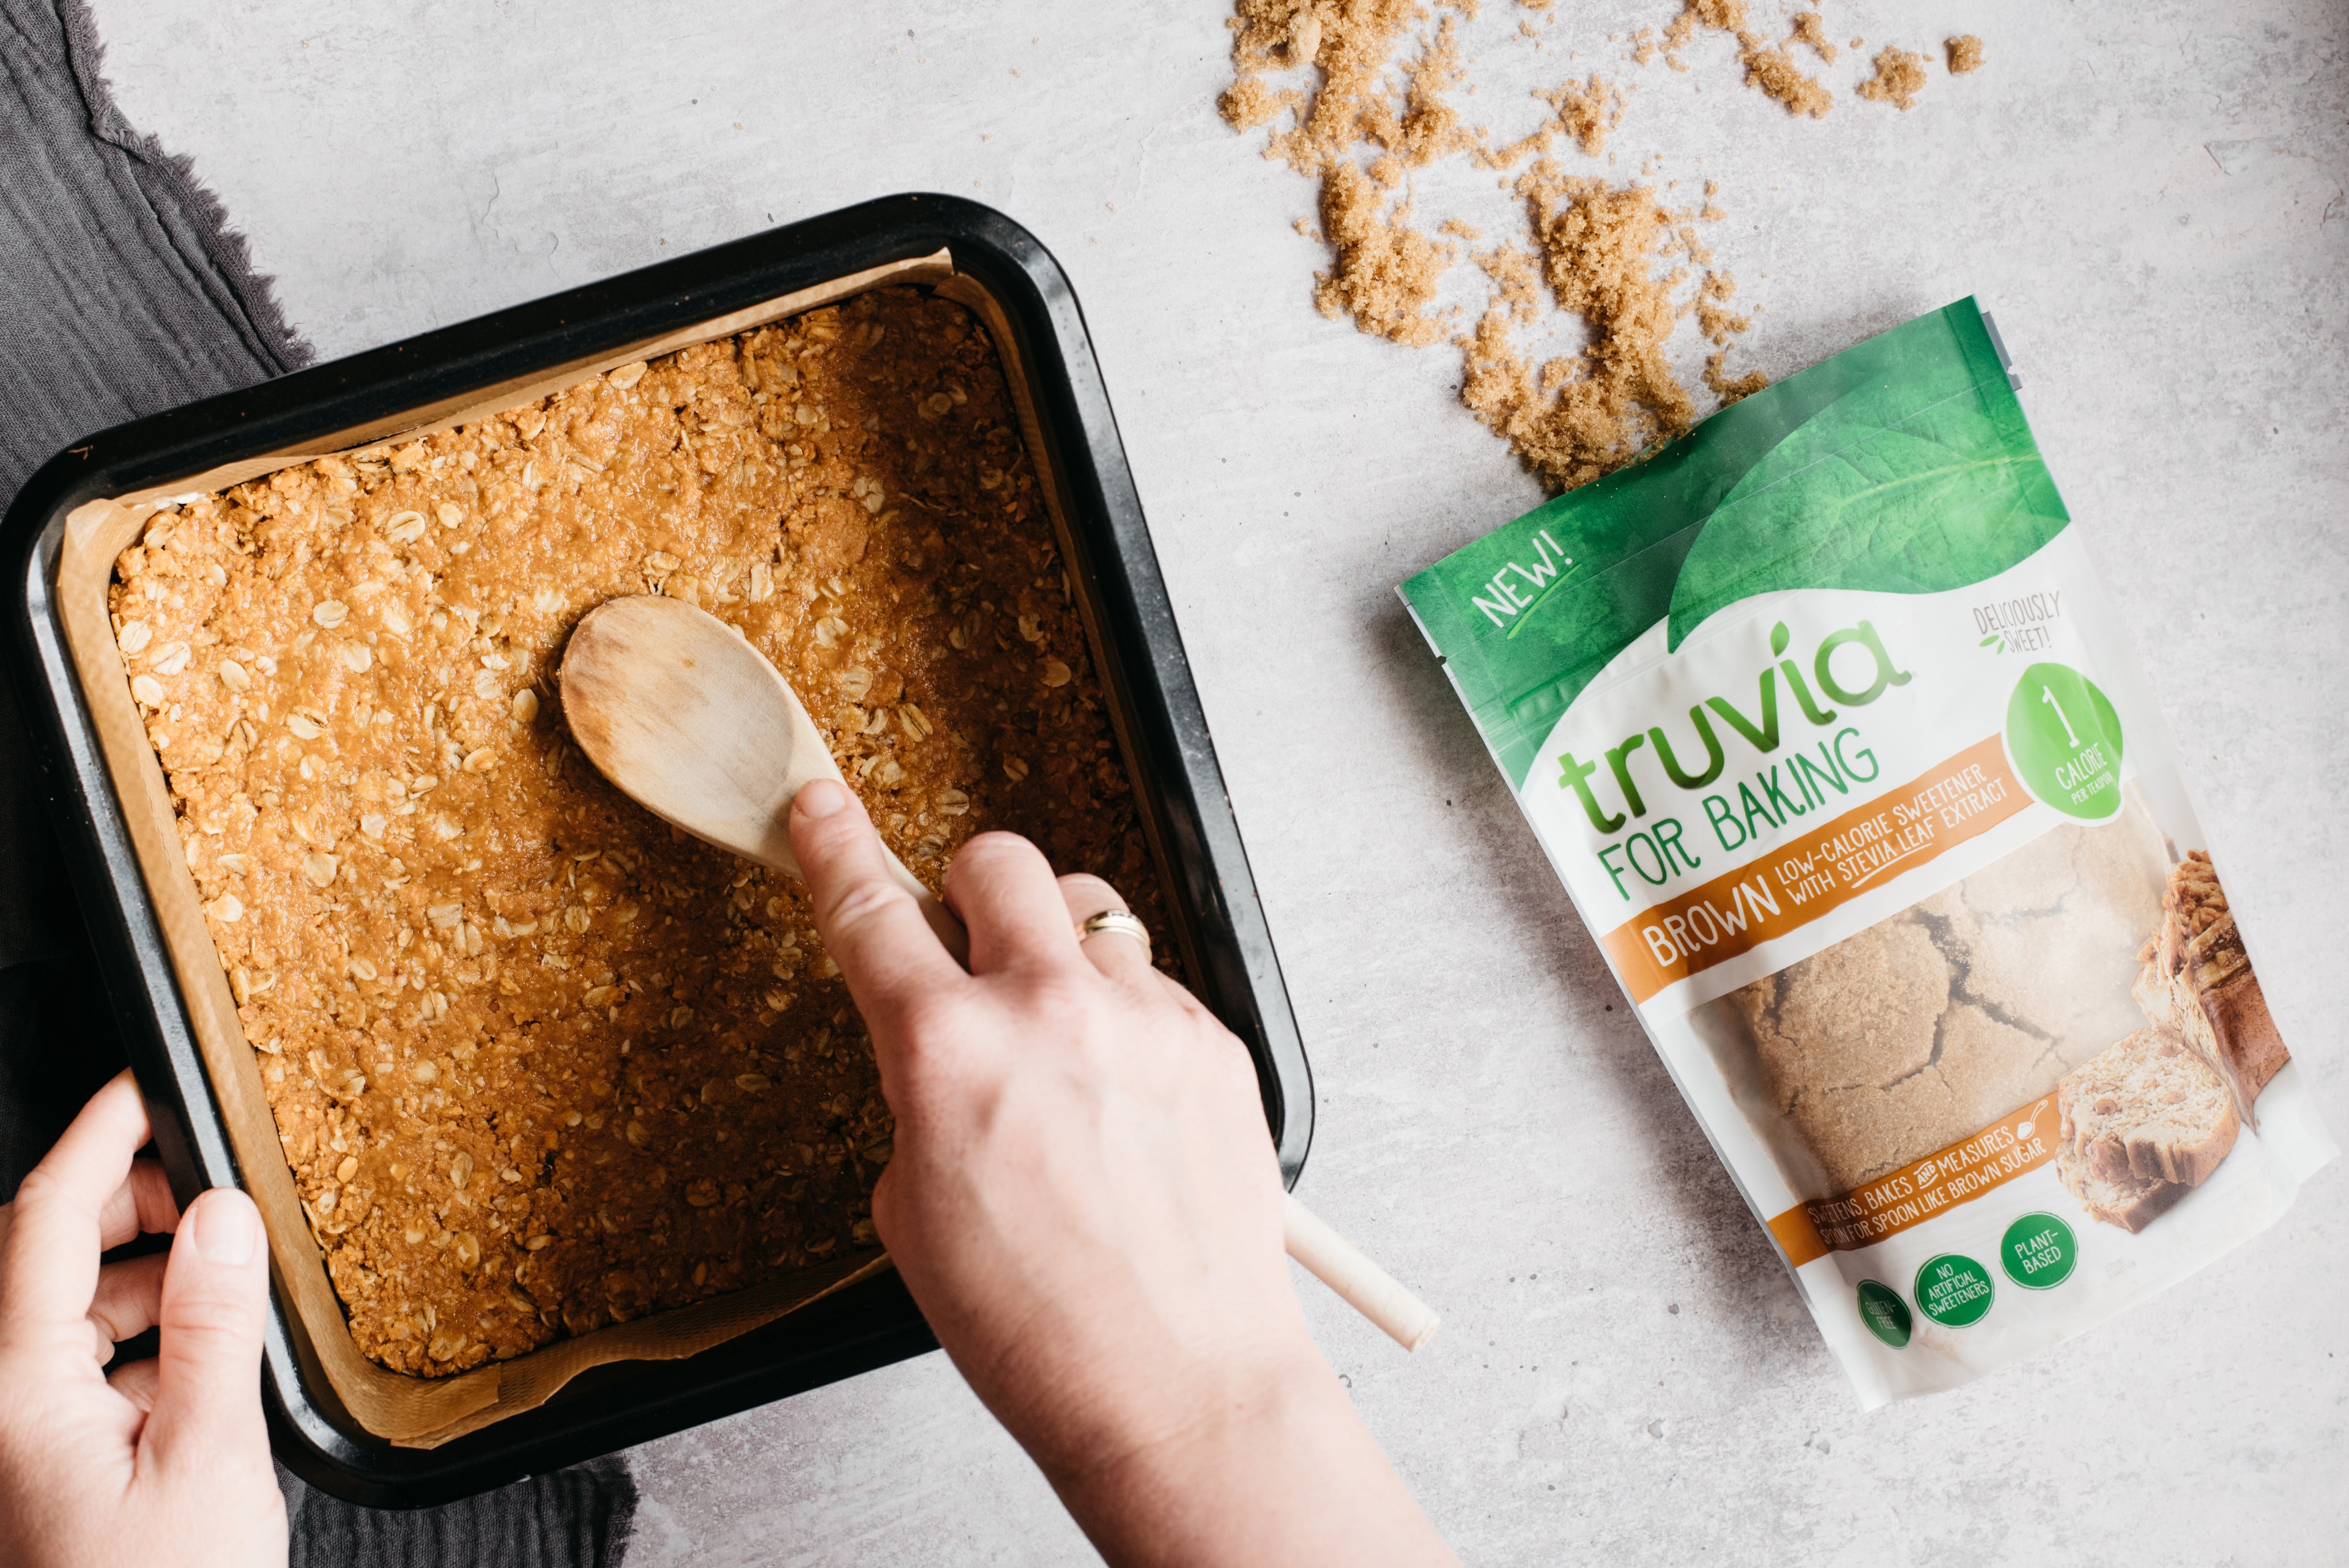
(1399, 300), (2336, 1406)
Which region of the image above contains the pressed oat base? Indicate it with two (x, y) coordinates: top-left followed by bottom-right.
(110, 287), (1171, 1377)
(1218, 0), (1984, 492)
(1402, 303), (2335, 1406)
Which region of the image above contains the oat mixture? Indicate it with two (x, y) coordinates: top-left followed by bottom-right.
(1218, 1), (1984, 492)
(111, 287), (1170, 1375)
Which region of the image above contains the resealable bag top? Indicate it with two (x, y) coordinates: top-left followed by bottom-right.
(1400, 298), (2335, 1407)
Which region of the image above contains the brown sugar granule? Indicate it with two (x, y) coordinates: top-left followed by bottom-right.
(1659, 6), (1698, 59)
(1314, 164), (1455, 347)
(1359, 16), (1477, 168)
(1472, 240), (1545, 324)
(1741, 42), (1833, 118)
(118, 289), (1174, 1375)
(1680, 0), (1747, 32)
(1704, 352), (1769, 404)
(1225, 1), (1476, 344)
(1482, 72), (1625, 169)
(1946, 34), (1984, 74)
(1223, 0), (1423, 176)
(1695, 270), (1751, 344)
(1458, 171), (1704, 490)
(1219, 73), (1302, 133)
(1791, 11), (1837, 63)
(1671, 0), (1832, 118)
(1220, 0), (1767, 493)
(1857, 46), (1929, 110)
(1541, 73), (1625, 158)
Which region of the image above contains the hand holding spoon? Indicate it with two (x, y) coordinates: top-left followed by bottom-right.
(559, 594), (1438, 1352)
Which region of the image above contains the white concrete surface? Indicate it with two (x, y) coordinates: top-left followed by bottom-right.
(80, 1), (2349, 1562)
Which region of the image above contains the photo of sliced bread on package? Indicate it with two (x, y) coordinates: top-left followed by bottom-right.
(2133, 851), (2290, 1114)
(2057, 1156), (2188, 1236)
(1401, 298), (2336, 1407)
(2057, 1030), (2239, 1190)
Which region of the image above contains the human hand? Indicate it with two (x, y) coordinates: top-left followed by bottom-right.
(790, 779), (1454, 1567)
(0, 1071), (287, 1568)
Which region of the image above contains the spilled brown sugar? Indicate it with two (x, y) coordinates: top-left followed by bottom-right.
(1458, 172), (1707, 490)
(1947, 35), (1984, 75)
(1742, 39), (1833, 119)
(1704, 352), (1770, 404)
(1314, 165), (1454, 347)
(1223, 0), (1767, 491)
(1791, 12), (1838, 64)
(1669, 0), (1835, 119)
(1857, 46), (1929, 110)
(1479, 74), (1624, 170)
(1220, 2), (1985, 492)
(1542, 74), (1626, 160)
(1222, 0), (1423, 174)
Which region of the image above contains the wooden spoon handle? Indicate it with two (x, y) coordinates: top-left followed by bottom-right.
(1283, 1193), (1440, 1353)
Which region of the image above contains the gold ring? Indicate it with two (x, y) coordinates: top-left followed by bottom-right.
(1077, 909), (1151, 955)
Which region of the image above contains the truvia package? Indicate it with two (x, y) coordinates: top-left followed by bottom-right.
(1399, 299), (2336, 1407)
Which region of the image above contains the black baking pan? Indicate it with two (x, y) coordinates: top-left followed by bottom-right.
(1, 194), (1312, 1507)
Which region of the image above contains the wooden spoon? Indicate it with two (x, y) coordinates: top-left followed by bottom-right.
(559, 593), (968, 962)
(560, 594), (1438, 1352)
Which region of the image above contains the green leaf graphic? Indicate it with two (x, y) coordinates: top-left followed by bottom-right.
(1397, 299), (2068, 790)
(1665, 383), (2070, 648)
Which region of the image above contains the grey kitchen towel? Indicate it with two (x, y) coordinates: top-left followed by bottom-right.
(1, 1), (635, 1558)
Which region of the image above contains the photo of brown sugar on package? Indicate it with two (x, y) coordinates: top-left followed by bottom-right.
(1723, 805), (2289, 1237)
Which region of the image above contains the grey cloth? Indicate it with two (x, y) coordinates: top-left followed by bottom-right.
(0, 0), (306, 506)
(1, 0), (635, 1558)
(283, 1463), (637, 1568)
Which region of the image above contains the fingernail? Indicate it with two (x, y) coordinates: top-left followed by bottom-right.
(190, 1189), (260, 1265)
(796, 778), (849, 819)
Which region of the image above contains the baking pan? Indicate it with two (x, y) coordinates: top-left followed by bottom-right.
(2, 194), (1312, 1507)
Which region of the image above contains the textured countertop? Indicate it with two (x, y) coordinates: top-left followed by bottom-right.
(83, 1), (2348, 1561)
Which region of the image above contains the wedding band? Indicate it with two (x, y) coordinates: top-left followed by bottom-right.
(1077, 909), (1151, 955)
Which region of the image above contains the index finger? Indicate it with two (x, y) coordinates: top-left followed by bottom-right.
(0, 1071), (153, 1339)
(790, 779), (967, 1030)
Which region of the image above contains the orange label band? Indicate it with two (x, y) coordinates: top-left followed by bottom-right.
(1768, 1097), (2059, 1268)
(1599, 734), (2026, 1004)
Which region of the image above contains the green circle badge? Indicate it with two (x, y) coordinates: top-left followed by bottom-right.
(2005, 662), (2123, 821)
(1914, 1254), (1996, 1328)
(1857, 1279), (1912, 1348)
(2000, 1212), (2078, 1290)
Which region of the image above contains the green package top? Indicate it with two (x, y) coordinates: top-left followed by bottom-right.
(1400, 299), (2066, 790)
